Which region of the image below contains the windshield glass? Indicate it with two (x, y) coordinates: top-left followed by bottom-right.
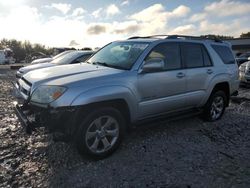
(51, 51), (82, 64)
(87, 42), (149, 70)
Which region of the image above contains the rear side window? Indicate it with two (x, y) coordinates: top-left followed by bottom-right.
(212, 45), (235, 64)
(181, 43), (203, 68)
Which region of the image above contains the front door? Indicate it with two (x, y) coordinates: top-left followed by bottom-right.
(137, 42), (187, 118)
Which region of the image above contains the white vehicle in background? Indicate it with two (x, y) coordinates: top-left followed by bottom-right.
(0, 49), (15, 64)
(239, 57), (250, 85)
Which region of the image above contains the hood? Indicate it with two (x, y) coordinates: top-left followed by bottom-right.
(19, 62), (55, 74)
(23, 63), (123, 86)
(31, 57), (52, 64)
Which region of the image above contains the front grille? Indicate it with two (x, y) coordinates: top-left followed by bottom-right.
(18, 78), (32, 99)
(22, 77), (32, 87)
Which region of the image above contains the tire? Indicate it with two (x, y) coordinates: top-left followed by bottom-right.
(76, 107), (126, 159)
(203, 90), (227, 122)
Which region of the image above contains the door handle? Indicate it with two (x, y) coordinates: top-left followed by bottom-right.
(207, 69), (213, 74)
(176, 72), (185, 78)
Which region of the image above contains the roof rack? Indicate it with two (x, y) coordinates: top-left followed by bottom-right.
(127, 35), (223, 43)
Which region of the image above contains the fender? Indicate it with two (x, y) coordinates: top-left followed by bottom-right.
(70, 85), (138, 122)
(201, 73), (231, 105)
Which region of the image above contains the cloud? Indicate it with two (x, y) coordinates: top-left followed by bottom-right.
(69, 40), (80, 46)
(204, 0), (250, 17)
(87, 24), (108, 35)
(92, 8), (103, 18)
(170, 24), (196, 35)
(45, 3), (72, 14)
(121, 0), (129, 6)
(106, 4), (120, 16)
(72, 8), (85, 17)
(113, 21), (140, 35)
(170, 5), (191, 17)
(189, 0), (250, 23)
(198, 18), (250, 36)
(129, 4), (191, 35)
(189, 13), (206, 22)
(130, 4), (190, 22)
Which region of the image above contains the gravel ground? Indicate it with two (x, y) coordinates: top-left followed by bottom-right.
(0, 65), (250, 188)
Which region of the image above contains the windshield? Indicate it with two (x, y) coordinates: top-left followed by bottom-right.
(87, 42), (149, 70)
(51, 51), (83, 65)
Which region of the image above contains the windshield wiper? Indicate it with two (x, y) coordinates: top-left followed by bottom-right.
(91, 61), (127, 70)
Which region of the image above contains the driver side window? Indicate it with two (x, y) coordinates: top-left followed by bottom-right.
(145, 43), (181, 70)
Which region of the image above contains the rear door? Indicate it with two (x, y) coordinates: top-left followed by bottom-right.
(181, 42), (213, 107)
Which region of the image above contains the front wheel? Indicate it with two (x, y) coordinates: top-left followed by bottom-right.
(203, 90), (227, 121)
(76, 107), (125, 159)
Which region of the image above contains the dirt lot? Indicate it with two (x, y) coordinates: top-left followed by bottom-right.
(0, 65), (250, 188)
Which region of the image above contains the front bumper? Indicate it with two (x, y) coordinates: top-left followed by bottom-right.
(14, 101), (79, 134)
(14, 104), (36, 134)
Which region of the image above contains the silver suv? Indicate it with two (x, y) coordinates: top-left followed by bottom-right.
(14, 35), (239, 158)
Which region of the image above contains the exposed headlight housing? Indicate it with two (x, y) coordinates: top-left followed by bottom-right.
(31, 85), (67, 104)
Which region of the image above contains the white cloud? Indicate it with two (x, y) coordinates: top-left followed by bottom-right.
(170, 24), (196, 35)
(205, 0), (250, 17)
(121, 0), (129, 6)
(189, 13), (206, 22)
(189, 0), (250, 23)
(92, 8), (103, 18)
(106, 4), (120, 16)
(129, 4), (191, 35)
(45, 3), (72, 15)
(130, 4), (190, 22)
(198, 18), (250, 36)
(72, 7), (85, 19)
(170, 5), (191, 17)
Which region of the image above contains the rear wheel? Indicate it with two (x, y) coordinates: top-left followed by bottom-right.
(203, 90), (227, 121)
(76, 107), (125, 159)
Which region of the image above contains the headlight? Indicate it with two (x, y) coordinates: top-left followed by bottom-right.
(31, 85), (67, 104)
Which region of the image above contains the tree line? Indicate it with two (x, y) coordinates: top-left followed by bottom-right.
(0, 39), (53, 63)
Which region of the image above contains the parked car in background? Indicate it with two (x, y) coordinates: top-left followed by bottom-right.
(0, 49), (15, 64)
(30, 50), (73, 64)
(239, 58), (250, 85)
(16, 50), (93, 78)
(13, 35), (239, 159)
(236, 52), (250, 66)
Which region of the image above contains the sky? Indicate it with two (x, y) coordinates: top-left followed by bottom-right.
(0, 0), (249, 48)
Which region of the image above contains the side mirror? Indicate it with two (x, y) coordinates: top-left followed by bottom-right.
(141, 58), (165, 73)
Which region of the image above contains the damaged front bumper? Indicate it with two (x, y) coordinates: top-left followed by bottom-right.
(14, 103), (36, 134)
(14, 101), (79, 135)
(12, 81), (78, 135)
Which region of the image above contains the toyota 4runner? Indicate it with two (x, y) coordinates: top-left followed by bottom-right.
(13, 35), (239, 159)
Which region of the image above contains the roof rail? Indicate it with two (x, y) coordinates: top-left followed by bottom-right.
(166, 35), (223, 42)
(127, 35), (169, 39)
(127, 35), (223, 43)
